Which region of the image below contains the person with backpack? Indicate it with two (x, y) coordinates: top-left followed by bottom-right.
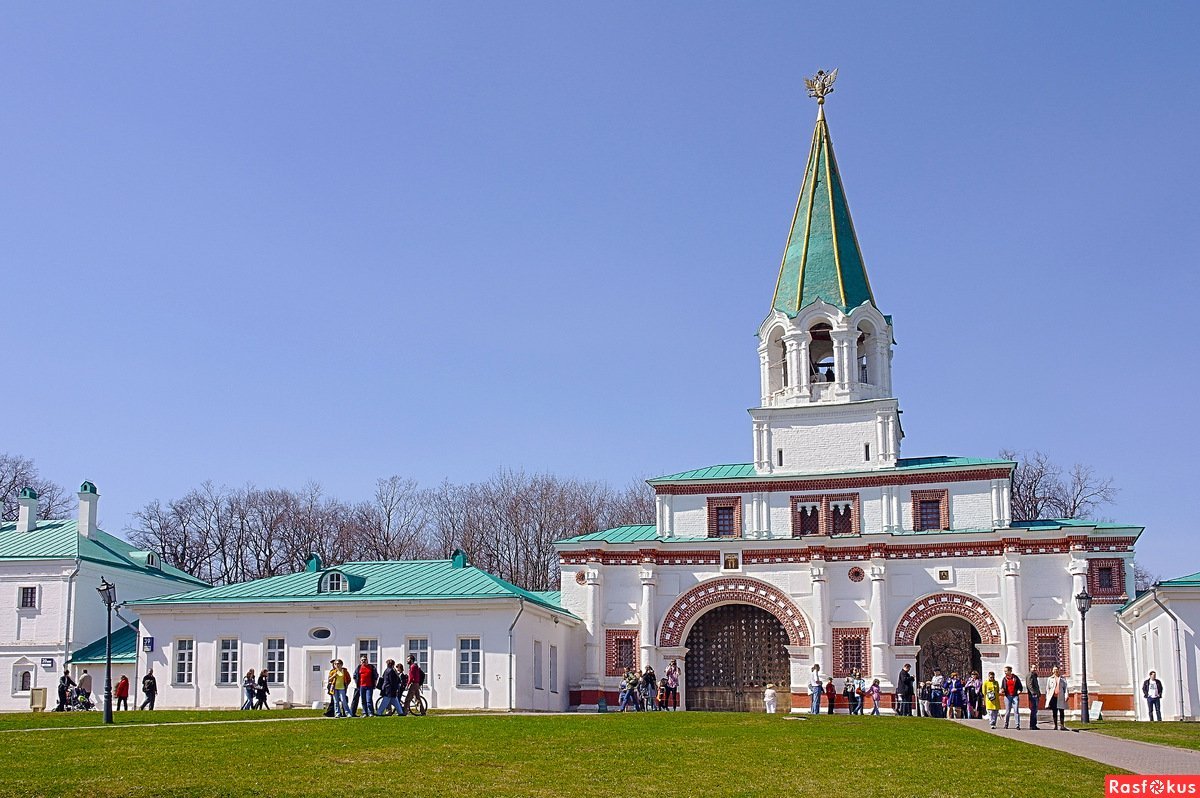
(377, 659), (406, 716)
(1001, 665), (1023, 729)
(402, 654), (424, 715)
(140, 669), (157, 710)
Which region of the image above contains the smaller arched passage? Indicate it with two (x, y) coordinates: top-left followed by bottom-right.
(893, 592), (1003, 647)
(658, 577), (811, 648)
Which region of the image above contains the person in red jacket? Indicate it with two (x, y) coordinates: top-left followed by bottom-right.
(356, 655), (378, 717)
(114, 674), (130, 711)
(402, 654), (424, 715)
(1001, 665), (1024, 730)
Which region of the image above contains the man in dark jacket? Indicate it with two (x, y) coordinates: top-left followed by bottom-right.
(377, 659), (406, 716)
(1142, 671), (1164, 721)
(1027, 667), (1041, 729)
(896, 664), (915, 716)
(140, 669), (157, 710)
(55, 669), (75, 711)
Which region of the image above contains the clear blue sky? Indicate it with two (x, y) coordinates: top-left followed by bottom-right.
(3, 3), (1197, 580)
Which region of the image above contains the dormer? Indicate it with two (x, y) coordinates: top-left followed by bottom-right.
(319, 570), (349, 593)
(130, 551), (161, 570)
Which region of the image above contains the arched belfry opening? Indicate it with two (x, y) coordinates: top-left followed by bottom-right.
(765, 326), (788, 396)
(808, 322), (834, 385)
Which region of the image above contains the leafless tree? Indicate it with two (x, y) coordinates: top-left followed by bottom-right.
(0, 453), (73, 521)
(1134, 561), (1159, 593)
(1001, 449), (1117, 521)
(919, 626), (976, 679)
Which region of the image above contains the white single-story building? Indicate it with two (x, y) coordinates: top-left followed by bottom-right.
(128, 552), (581, 711)
(1118, 571), (1200, 720)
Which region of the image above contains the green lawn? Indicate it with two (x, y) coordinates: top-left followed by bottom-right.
(1071, 719), (1200, 752)
(0, 708), (323, 731)
(0, 712), (1123, 798)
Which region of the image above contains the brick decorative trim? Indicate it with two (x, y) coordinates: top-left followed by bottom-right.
(1087, 557), (1128, 604)
(658, 577), (811, 648)
(911, 489), (950, 531)
(790, 493), (860, 537)
(1027, 625), (1070, 675)
(831, 627), (870, 677)
(653, 468), (1012, 496)
(559, 537), (1136, 566)
(604, 629), (639, 676)
(706, 496), (743, 539)
(893, 592), (1003, 646)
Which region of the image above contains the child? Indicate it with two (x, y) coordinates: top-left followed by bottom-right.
(657, 678), (668, 711)
(763, 683), (778, 714)
(824, 678), (836, 715)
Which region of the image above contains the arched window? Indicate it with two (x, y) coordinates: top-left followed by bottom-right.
(765, 327), (788, 396)
(808, 322), (834, 384)
(320, 572), (347, 593)
(856, 321), (878, 386)
(19, 671), (31, 692)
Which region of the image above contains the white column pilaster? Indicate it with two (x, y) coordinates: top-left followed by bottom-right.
(1068, 551), (1088, 683)
(639, 567), (656, 668)
(810, 561), (829, 675)
(869, 561), (888, 682)
(758, 349), (771, 405)
(1001, 549), (1023, 669)
(583, 566), (603, 685)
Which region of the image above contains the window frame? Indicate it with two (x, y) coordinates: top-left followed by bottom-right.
(706, 496), (742, 539)
(406, 637), (430, 675)
(910, 489), (950, 532)
(533, 640), (544, 691)
(18, 586), (38, 610)
(174, 638), (195, 686)
(320, 572), (347, 593)
(265, 637), (286, 685)
(457, 637), (482, 688)
(357, 638), (380, 668)
(549, 645), (559, 694)
(217, 638), (239, 686)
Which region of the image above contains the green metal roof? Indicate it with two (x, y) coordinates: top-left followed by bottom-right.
(127, 558), (576, 617)
(531, 590), (562, 607)
(648, 457), (1015, 484)
(1158, 571), (1200, 587)
(70, 622), (139, 665)
(0, 520), (208, 587)
(555, 525), (668, 545)
(772, 107), (874, 317)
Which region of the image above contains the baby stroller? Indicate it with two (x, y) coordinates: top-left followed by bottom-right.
(66, 687), (95, 711)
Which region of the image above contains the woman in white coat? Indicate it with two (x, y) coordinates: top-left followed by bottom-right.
(1045, 667), (1069, 730)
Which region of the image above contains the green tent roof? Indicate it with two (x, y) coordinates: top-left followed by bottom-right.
(71, 622), (139, 665)
(128, 558), (575, 617)
(771, 107), (875, 316)
(0, 519), (208, 587)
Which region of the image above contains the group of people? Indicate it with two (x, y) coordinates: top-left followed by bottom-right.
(324, 654), (425, 718)
(617, 660), (680, 711)
(54, 668), (156, 711)
(793, 662), (1074, 729)
(240, 669), (273, 710)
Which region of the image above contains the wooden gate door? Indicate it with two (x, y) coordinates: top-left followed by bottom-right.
(684, 604), (791, 712)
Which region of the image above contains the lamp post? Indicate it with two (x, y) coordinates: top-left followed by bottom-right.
(97, 578), (117, 725)
(1075, 589), (1092, 725)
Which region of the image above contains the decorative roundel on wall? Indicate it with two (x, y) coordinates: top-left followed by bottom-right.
(575, 570), (587, 585)
(848, 566), (865, 583)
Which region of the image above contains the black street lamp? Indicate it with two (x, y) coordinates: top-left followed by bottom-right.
(97, 578), (117, 725)
(1075, 589), (1092, 725)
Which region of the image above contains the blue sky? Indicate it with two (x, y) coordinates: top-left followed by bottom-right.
(3, 3), (1197, 579)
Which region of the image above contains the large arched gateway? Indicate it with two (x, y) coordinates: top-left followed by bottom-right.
(684, 603), (791, 711)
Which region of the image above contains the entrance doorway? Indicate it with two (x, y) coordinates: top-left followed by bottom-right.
(916, 617), (982, 682)
(306, 650), (333, 707)
(684, 604), (791, 712)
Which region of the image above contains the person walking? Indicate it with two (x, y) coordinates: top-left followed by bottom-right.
(55, 669), (75, 712)
(983, 671), (1001, 729)
(809, 664), (822, 714)
(77, 670), (93, 704)
(328, 660), (350, 718)
(851, 672), (866, 715)
(896, 664), (914, 716)
(114, 674), (130, 711)
(1143, 671), (1164, 721)
(824, 678), (836, 714)
(918, 681), (930, 717)
(377, 659), (405, 716)
(355, 655), (378, 717)
(1027, 667), (1041, 730)
(1001, 666), (1023, 729)
(642, 666), (658, 710)
(1046, 666), (1069, 730)
(965, 672), (981, 719)
(763, 683), (778, 714)
(140, 669), (157, 710)
(868, 679), (882, 715)
(945, 672), (964, 719)
(254, 669), (271, 710)
(402, 654), (424, 716)
(241, 669), (256, 710)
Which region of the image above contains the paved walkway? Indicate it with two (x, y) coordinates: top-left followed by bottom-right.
(955, 720), (1200, 774)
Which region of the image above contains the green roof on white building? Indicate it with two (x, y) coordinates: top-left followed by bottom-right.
(647, 456), (1015, 484)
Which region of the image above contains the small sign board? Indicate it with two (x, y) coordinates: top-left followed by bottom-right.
(142, 636), (154, 652)
(40, 658), (54, 669)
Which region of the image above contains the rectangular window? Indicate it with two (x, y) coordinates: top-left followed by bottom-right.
(549, 645), (559, 694)
(917, 499), (942, 531)
(358, 639), (379, 667)
(407, 638), (430, 674)
(265, 638), (285, 684)
(175, 639), (195, 685)
(533, 640), (544, 690)
(458, 638), (481, 687)
(218, 639), (239, 685)
(841, 637), (864, 674)
(864, 443), (871, 461)
(715, 506), (735, 537)
(777, 449), (784, 467)
(19, 587), (37, 609)
(1036, 638), (1060, 671)
(1098, 567), (1114, 590)
(615, 637), (635, 672)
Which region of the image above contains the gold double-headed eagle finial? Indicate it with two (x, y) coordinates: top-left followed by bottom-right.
(805, 68), (838, 106)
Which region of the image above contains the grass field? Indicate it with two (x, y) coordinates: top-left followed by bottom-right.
(1070, 719), (1200, 752)
(0, 711), (1125, 798)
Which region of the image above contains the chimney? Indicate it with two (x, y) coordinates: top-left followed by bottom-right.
(16, 487), (38, 533)
(78, 481), (99, 538)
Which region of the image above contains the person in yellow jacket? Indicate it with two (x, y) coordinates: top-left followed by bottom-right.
(327, 659), (351, 718)
(983, 671), (1002, 729)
